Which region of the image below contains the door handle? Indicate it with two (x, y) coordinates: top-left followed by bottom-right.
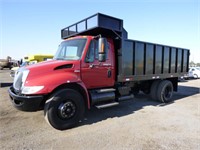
(89, 63), (101, 69)
(89, 64), (94, 68)
(107, 69), (112, 78)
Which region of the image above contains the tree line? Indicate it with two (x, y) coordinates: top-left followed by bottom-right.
(190, 61), (200, 67)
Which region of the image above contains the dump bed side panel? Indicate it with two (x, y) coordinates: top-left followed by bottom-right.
(118, 40), (190, 82)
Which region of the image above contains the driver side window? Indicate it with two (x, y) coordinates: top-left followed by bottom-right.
(85, 40), (96, 63)
(85, 39), (109, 63)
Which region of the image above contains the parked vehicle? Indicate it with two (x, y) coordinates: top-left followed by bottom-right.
(8, 13), (190, 130)
(188, 67), (200, 79)
(0, 56), (13, 70)
(10, 54), (53, 77)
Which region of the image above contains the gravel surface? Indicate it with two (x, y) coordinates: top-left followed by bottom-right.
(0, 69), (200, 150)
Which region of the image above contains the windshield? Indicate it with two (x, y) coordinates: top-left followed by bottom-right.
(54, 38), (87, 60)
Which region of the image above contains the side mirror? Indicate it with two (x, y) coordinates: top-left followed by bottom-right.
(98, 38), (106, 62)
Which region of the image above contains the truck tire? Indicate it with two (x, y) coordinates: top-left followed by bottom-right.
(44, 89), (85, 130)
(156, 80), (173, 103)
(150, 80), (161, 100)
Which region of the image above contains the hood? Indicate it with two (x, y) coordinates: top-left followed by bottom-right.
(17, 59), (82, 94)
(26, 60), (77, 77)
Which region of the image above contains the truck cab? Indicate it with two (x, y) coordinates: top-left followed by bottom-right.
(9, 13), (190, 130)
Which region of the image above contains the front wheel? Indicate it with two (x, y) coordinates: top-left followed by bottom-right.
(44, 89), (85, 130)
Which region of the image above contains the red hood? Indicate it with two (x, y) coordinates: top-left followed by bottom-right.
(27, 60), (74, 70)
(24, 59), (82, 94)
(26, 60), (78, 77)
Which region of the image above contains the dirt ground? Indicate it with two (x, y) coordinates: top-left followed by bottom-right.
(0, 69), (200, 150)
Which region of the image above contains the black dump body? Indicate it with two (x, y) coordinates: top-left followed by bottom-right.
(61, 13), (190, 82)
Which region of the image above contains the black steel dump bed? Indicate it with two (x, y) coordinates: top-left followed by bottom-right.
(61, 13), (190, 82)
(118, 40), (189, 82)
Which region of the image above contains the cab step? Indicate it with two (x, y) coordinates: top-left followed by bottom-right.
(96, 88), (116, 93)
(95, 102), (119, 109)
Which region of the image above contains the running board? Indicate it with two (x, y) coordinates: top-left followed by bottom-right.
(95, 102), (119, 109)
(96, 88), (116, 93)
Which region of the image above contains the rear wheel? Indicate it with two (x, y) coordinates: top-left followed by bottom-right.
(157, 80), (173, 103)
(150, 80), (161, 100)
(44, 89), (85, 130)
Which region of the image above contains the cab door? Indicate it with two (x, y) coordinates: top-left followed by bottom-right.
(81, 39), (115, 89)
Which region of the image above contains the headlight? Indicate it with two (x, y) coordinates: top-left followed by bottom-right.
(21, 70), (29, 88)
(13, 69), (29, 91)
(21, 86), (44, 94)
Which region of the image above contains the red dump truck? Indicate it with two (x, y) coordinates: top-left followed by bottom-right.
(9, 13), (190, 130)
